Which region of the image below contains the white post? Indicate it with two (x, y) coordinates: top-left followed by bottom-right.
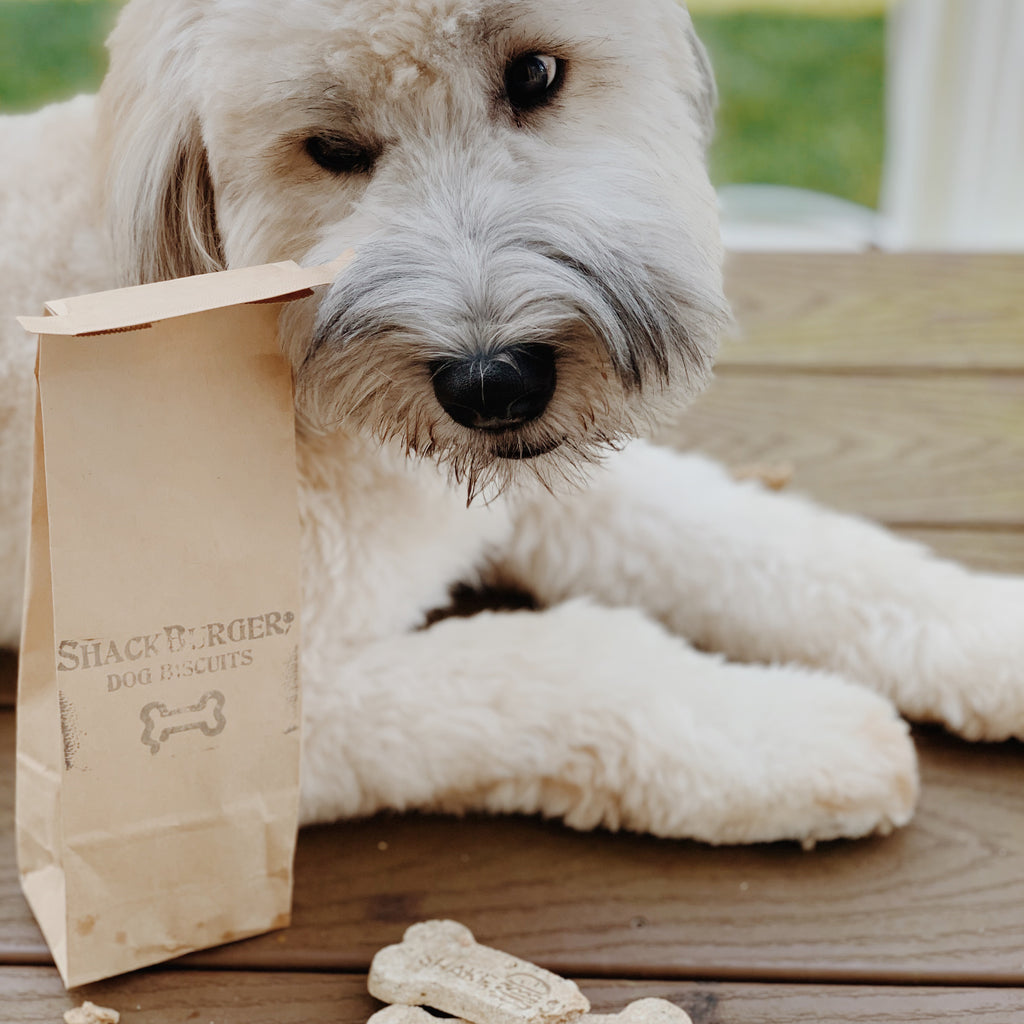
(879, 0), (1024, 250)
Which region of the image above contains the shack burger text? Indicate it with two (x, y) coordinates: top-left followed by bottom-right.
(55, 610), (296, 691)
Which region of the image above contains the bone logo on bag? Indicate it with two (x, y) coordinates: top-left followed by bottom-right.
(139, 691), (227, 754)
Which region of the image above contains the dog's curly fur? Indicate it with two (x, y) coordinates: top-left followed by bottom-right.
(1, 0), (1022, 846)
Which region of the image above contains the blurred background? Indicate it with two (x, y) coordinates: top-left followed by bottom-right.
(1, 0), (1020, 250)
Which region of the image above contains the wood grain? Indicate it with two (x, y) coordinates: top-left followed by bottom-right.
(2, 711), (1022, 985)
(0, 968), (378, 1024)
(587, 980), (1024, 1024)
(721, 253), (1024, 369)
(4, 970), (1024, 1024)
(658, 372), (1024, 525)
(895, 528), (1024, 573)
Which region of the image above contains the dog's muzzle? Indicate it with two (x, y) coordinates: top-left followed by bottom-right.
(430, 344), (556, 433)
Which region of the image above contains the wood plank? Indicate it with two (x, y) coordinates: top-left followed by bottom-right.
(897, 527), (1024, 574)
(658, 372), (1024, 525)
(3, 711), (1023, 985)
(0, 968), (377, 1024)
(589, 980), (1024, 1024)
(4, 970), (1024, 1024)
(721, 253), (1024, 369)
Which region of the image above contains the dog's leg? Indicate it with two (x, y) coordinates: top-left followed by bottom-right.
(498, 441), (1024, 741)
(300, 601), (916, 844)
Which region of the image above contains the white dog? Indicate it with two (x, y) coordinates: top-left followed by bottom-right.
(1, 0), (1022, 847)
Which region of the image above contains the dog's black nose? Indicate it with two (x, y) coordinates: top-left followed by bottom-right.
(430, 344), (556, 431)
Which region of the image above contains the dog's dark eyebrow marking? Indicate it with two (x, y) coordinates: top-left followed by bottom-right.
(467, 9), (518, 45)
(258, 77), (361, 117)
(304, 91), (364, 126)
(471, 4), (618, 59)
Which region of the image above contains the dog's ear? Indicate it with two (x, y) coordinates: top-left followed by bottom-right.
(97, 0), (224, 285)
(684, 20), (718, 149)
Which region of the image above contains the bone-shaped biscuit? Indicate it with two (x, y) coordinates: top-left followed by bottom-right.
(368, 995), (692, 1024)
(588, 999), (693, 1024)
(368, 1006), (456, 1024)
(368, 921), (590, 1024)
(139, 690), (227, 754)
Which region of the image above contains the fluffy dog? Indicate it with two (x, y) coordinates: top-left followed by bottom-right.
(1, 0), (1022, 846)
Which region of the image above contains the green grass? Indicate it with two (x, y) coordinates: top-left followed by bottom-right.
(0, 2), (886, 208)
(0, 1), (117, 113)
(694, 12), (886, 207)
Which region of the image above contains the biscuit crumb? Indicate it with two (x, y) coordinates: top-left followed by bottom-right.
(732, 461), (795, 491)
(64, 1001), (120, 1024)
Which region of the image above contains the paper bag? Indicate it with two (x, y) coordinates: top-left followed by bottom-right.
(15, 258), (342, 987)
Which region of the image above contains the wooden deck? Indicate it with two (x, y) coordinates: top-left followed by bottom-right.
(3, 252), (1023, 1021)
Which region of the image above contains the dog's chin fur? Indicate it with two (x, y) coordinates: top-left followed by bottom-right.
(96, 0), (729, 497)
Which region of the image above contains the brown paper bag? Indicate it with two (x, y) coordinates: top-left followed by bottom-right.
(15, 258), (343, 987)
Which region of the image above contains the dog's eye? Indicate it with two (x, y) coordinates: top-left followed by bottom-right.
(304, 135), (376, 175)
(505, 53), (562, 113)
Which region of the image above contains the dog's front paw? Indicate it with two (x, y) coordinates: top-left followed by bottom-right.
(784, 680), (920, 847)
(699, 668), (918, 846)
(916, 576), (1024, 742)
(597, 659), (920, 847)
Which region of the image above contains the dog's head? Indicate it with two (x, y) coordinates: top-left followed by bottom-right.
(99, 0), (728, 497)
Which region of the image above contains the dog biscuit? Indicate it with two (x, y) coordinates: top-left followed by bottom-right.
(588, 999), (693, 1024)
(369, 1005), (470, 1024)
(63, 1002), (120, 1024)
(732, 461), (795, 491)
(368, 920), (590, 1024)
(368, 995), (692, 1024)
